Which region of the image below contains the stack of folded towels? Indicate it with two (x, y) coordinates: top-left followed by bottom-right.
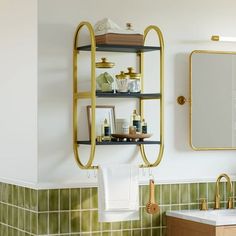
(98, 164), (139, 222)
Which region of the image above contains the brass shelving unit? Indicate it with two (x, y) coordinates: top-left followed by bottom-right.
(73, 22), (164, 169)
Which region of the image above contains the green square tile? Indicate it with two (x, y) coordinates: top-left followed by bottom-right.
(30, 189), (38, 211)
(102, 221), (111, 231)
(60, 189), (69, 210)
(112, 231), (121, 236)
(162, 227), (167, 236)
(60, 212), (69, 234)
(38, 212), (48, 235)
(142, 229), (151, 236)
(1, 204), (7, 224)
(141, 185), (149, 206)
(7, 205), (13, 226)
(112, 221), (121, 230)
(0, 203), (2, 221)
(18, 208), (25, 230)
(38, 190), (48, 212)
(71, 210), (80, 233)
(199, 183), (207, 199)
(152, 228), (161, 236)
(25, 210), (31, 233)
(101, 233), (111, 236)
(49, 212), (59, 234)
(122, 220), (131, 229)
(131, 209), (141, 229)
(142, 207), (151, 228)
(161, 205), (170, 226)
(71, 188), (80, 210)
(171, 205), (180, 210)
(132, 229), (141, 236)
(12, 206), (19, 228)
(123, 230), (132, 236)
(18, 186), (25, 208)
(189, 203), (199, 210)
(162, 184), (170, 205)
(180, 204), (189, 210)
(152, 209), (161, 227)
(7, 185), (13, 204)
(190, 183), (198, 203)
(2, 184), (8, 203)
(25, 188), (31, 209)
(81, 210), (90, 232)
(91, 210), (100, 231)
(180, 184), (189, 204)
(1, 224), (8, 236)
(221, 182), (226, 201)
(208, 202), (215, 209)
(8, 227), (14, 236)
(49, 189), (59, 211)
(18, 231), (25, 236)
(91, 188), (98, 209)
(171, 184), (179, 204)
(92, 233), (101, 236)
(155, 184), (161, 205)
(31, 212), (38, 235)
(81, 188), (91, 209)
(208, 182), (215, 202)
(12, 185), (19, 206)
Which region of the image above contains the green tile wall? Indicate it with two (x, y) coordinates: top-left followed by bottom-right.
(0, 181), (234, 236)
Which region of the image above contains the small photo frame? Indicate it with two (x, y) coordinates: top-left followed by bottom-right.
(87, 105), (116, 139)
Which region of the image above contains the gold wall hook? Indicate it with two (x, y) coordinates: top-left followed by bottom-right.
(177, 95), (190, 105)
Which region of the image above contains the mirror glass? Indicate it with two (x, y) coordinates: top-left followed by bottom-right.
(190, 51), (236, 150)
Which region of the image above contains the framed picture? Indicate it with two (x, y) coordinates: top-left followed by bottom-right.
(87, 105), (116, 139)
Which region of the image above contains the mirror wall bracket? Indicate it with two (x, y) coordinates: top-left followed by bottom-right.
(177, 95), (191, 105)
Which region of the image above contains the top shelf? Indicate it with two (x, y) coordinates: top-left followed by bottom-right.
(77, 44), (161, 53)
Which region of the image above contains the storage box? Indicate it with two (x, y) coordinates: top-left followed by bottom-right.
(95, 33), (144, 46)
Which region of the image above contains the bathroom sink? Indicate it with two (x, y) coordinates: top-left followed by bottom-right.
(166, 209), (236, 226)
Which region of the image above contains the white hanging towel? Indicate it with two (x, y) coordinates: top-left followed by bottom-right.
(98, 164), (139, 222)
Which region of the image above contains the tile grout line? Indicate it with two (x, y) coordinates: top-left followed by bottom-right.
(47, 189), (49, 235)
(80, 187), (82, 234)
(69, 188), (71, 234)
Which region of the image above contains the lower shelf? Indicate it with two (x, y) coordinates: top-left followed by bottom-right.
(77, 140), (161, 145)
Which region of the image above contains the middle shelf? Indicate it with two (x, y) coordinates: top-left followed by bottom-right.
(75, 91), (161, 100)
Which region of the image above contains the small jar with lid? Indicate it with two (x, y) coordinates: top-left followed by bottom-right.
(115, 71), (129, 93)
(125, 67), (141, 93)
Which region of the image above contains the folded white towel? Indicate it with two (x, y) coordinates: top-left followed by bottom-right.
(94, 18), (141, 36)
(98, 164), (139, 222)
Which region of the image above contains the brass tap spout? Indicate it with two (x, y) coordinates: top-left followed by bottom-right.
(214, 173), (233, 209)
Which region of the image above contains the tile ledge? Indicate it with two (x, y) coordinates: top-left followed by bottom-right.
(0, 175), (236, 189)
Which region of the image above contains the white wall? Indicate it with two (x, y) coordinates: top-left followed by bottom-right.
(37, 0), (236, 188)
(0, 0), (38, 185)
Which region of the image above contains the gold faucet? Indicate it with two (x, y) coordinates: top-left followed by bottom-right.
(214, 173), (233, 209)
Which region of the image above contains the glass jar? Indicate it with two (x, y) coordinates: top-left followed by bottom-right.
(125, 67), (141, 93)
(115, 71), (129, 93)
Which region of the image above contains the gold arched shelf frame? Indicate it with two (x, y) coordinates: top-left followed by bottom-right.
(139, 25), (164, 167)
(73, 22), (97, 169)
(73, 22), (164, 169)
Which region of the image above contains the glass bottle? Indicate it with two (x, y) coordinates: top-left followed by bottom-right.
(131, 110), (141, 134)
(142, 119), (147, 134)
(102, 119), (111, 141)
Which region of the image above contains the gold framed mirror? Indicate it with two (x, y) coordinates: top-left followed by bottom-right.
(190, 50), (236, 150)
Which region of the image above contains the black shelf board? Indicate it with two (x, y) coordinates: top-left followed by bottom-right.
(77, 44), (161, 53)
(77, 140), (161, 145)
(96, 91), (161, 99)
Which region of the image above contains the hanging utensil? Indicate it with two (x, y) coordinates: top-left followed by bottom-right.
(146, 179), (159, 214)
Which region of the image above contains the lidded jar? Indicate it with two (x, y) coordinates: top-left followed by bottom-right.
(125, 67), (141, 93)
(115, 71), (129, 93)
